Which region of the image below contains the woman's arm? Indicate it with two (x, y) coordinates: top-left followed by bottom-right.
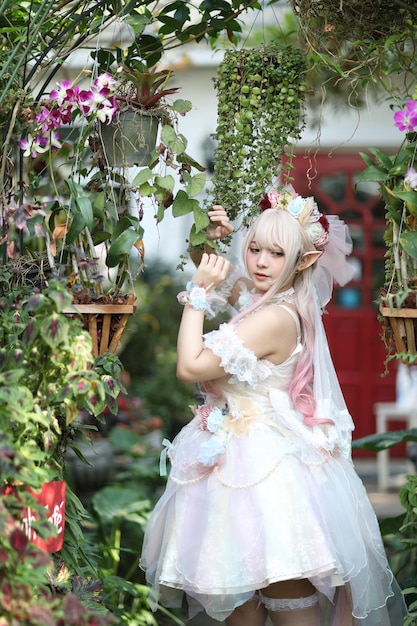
(176, 253), (231, 382)
(176, 257), (298, 383)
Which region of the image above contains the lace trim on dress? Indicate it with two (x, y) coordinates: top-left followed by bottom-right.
(258, 591), (320, 611)
(204, 324), (273, 386)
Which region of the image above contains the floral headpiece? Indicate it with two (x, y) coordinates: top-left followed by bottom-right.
(259, 188), (330, 250)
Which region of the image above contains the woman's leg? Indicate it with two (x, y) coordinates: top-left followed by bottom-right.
(225, 596), (268, 626)
(259, 579), (320, 626)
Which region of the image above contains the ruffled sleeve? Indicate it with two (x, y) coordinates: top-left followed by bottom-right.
(204, 323), (273, 386)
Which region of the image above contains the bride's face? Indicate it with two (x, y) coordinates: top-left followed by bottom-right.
(246, 240), (287, 293)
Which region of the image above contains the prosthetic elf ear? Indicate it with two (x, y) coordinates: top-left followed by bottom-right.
(297, 251), (322, 271)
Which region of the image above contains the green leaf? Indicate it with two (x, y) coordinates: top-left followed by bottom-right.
(395, 190), (417, 217)
(352, 428), (417, 451)
(106, 229), (142, 268)
(172, 190), (199, 216)
(40, 313), (68, 349)
(112, 215), (140, 239)
(66, 180), (94, 232)
(0, 369), (26, 385)
(132, 167), (153, 187)
(193, 206), (210, 233)
(356, 165), (389, 183)
(138, 182), (156, 197)
(185, 172), (206, 197)
(161, 125), (187, 154)
(155, 175), (175, 192)
(66, 211), (86, 245)
(359, 151), (377, 168)
(400, 231), (417, 260)
(91, 485), (150, 524)
(368, 147), (393, 170)
(189, 224), (208, 246)
(172, 99), (192, 115)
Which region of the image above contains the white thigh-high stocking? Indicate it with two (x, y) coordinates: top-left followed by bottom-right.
(259, 591), (320, 626)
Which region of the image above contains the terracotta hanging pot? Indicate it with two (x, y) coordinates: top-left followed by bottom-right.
(101, 109), (160, 167)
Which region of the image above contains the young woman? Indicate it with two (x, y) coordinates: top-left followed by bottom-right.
(140, 190), (406, 626)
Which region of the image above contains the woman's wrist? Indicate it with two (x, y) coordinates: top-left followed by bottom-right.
(177, 281), (225, 319)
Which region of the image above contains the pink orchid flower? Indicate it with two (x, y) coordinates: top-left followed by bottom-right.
(393, 99), (417, 132)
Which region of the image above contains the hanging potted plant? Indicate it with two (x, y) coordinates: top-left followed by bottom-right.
(14, 61), (209, 353)
(210, 43), (306, 231)
(16, 70), (139, 354)
(358, 86), (417, 364)
(100, 63), (180, 167)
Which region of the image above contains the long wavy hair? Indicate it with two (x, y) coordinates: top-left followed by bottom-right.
(239, 209), (330, 426)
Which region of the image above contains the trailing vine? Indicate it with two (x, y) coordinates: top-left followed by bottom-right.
(212, 43), (307, 225)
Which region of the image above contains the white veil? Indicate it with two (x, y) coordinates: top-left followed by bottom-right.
(312, 215), (356, 459)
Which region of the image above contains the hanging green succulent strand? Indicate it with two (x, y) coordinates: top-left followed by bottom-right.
(212, 44), (307, 225)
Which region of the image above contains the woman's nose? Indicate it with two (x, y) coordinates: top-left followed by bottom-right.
(256, 250), (268, 266)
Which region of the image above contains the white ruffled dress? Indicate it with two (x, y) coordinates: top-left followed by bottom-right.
(140, 303), (405, 624)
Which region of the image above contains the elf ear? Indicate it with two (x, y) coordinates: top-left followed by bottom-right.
(297, 251), (322, 271)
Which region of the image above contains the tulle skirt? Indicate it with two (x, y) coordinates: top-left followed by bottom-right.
(140, 417), (406, 624)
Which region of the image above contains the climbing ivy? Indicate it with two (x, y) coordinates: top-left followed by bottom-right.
(211, 43), (307, 225)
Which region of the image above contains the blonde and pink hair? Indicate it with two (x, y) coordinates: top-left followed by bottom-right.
(240, 208), (331, 426)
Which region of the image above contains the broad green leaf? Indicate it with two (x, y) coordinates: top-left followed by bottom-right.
(138, 182), (156, 197)
(112, 215), (140, 239)
(132, 167), (153, 186)
(172, 99), (192, 114)
(172, 190), (198, 216)
(0, 369), (26, 385)
(356, 165), (388, 183)
(155, 174), (175, 192)
(161, 125), (186, 153)
(185, 172), (206, 197)
(193, 206), (210, 233)
(66, 211), (86, 245)
(66, 180), (94, 232)
(91, 485), (151, 524)
(400, 231), (417, 260)
(352, 428), (417, 451)
(106, 229), (141, 267)
(92, 190), (106, 217)
(40, 313), (68, 348)
(394, 190), (417, 217)
(189, 227), (208, 246)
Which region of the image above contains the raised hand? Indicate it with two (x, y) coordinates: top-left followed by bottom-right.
(206, 205), (234, 241)
(192, 253), (231, 290)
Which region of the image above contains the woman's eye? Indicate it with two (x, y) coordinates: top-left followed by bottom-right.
(249, 247), (259, 254)
(271, 251), (284, 257)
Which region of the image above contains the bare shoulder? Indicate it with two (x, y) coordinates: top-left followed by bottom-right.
(234, 304), (299, 363)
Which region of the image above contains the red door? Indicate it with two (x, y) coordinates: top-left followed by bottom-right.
(291, 152), (398, 455)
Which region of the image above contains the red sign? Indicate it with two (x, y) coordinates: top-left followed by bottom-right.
(3, 481), (66, 553)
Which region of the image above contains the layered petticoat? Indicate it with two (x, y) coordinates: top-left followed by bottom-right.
(140, 322), (406, 624)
